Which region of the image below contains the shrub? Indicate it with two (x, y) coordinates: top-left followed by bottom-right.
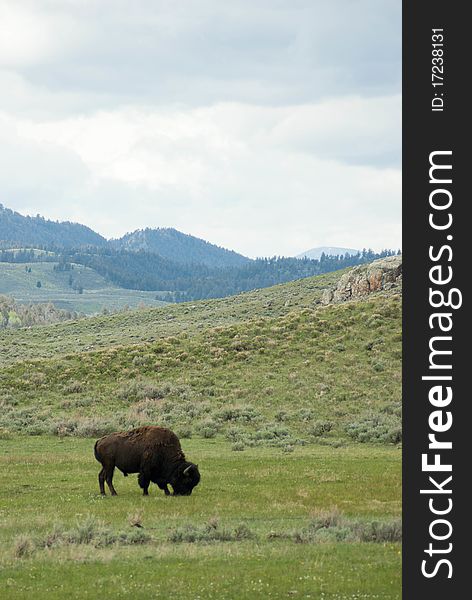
(0, 427), (13, 440)
(196, 420), (219, 439)
(157, 400), (210, 424)
(63, 381), (83, 394)
(132, 355), (150, 367)
(69, 516), (98, 544)
(306, 526), (352, 543)
(281, 444), (295, 453)
(128, 510), (144, 529)
(49, 419), (79, 436)
(37, 516), (152, 549)
(353, 519), (402, 543)
(274, 410), (289, 423)
(168, 520), (255, 544)
(131, 398), (162, 419)
(216, 405), (261, 423)
(113, 528), (151, 546)
(309, 420), (334, 437)
(61, 397), (93, 410)
(0, 407), (50, 432)
(309, 509), (342, 531)
(225, 423), (300, 450)
(329, 439), (347, 448)
(196, 419), (221, 439)
(345, 413), (402, 444)
(225, 426), (245, 442)
(117, 380), (167, 402)
(74, 417), (120, 438)
(297, 408), (316, 422)
(13, 535), (35, 558)
(269, 511), (402, 545)
(254, 424), (291, 442)
(0, 393), (18, 407)
(42, 523), (65, 548)
(381, 403), (402, 417)
(174, 426), (192, 439)
(233, 523), (254, 540)
(231, 441), (246, 451)
(25, 423), (49, 436)
(46, 416), (120, 438)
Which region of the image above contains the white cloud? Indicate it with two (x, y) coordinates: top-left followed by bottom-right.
(1, 95), (400, 256)
(1, 0), (400, 112)
(0, 2), (82, 68)
(0, 1), (401, 257)
(0, 4), (53, 67)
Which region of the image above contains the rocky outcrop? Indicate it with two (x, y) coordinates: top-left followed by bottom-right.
(321, 255), (402, 304)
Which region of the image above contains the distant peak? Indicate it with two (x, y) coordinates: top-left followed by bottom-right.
(296, 246), (360, 260)
(111, 226), (251, 268)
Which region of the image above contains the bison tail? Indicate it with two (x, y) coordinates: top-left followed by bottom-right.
(93, 440), (101, 463)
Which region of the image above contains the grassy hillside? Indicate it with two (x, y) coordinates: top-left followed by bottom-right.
(0, 268), (345, 365)
(0, 292), (401, 446)
(0, 262), (166, 314)
(0, 264), (402, 599)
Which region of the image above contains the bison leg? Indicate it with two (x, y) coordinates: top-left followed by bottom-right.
(157, 482), (171, 496)
(105, 465), (117, 496)
(98, 467), (106, 495)
(138, 472), (150, 496)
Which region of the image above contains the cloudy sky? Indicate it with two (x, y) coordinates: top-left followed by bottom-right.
(0, 0), (401, 258)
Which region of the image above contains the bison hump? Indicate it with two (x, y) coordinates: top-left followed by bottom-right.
(120, 426), (183, 449)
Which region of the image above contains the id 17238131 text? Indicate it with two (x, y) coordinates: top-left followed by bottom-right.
(432, 29), (445, 112)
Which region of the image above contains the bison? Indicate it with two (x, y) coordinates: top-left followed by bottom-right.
(94, 426), (200, 496)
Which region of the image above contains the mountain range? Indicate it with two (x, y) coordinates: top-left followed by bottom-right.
(0, 204), (106, 249)
(0, 204), (248, 268)
(0, 203), (397, 309)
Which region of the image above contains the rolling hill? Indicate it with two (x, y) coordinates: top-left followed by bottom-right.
(0, 261), (166, 314)
(112, 227), (250, 267)
(0, 257), (402, 446)
(0, 204), (106, 249)
(0, 268), (347, 365)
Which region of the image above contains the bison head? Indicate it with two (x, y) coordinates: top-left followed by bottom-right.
(170, 462), (200, 496)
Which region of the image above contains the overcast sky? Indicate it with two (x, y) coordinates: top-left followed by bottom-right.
(0, 0), (401, 258)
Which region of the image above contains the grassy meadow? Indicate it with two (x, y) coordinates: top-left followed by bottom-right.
(0, 437), (401, 599)
(0, 262), (165, 314)
(0, 267), (402, 598)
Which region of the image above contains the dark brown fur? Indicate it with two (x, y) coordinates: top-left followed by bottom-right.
(94, 426), (200, 496)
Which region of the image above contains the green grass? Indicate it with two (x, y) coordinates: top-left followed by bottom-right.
(0, 262), (166, 314)
(0, 294), (401, 443)
(0, 265), (402, 597)
(0, 437), (401, 599)
(0, 269), (345, 366)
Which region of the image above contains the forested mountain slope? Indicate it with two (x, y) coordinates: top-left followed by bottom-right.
(0, 205), (106, 248)
(113, 227), (250, 267)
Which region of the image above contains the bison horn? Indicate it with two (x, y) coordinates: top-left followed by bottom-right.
(183, 465), (192, 476)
